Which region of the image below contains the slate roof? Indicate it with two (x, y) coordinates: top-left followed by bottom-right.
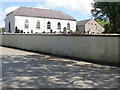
(77, 19), (91, 26)
(7, 6), (76, 21)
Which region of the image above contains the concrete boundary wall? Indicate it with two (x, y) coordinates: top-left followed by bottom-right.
(0, 34), (120, 66)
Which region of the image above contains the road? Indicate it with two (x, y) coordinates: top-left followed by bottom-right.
(0, 46), (120, 88)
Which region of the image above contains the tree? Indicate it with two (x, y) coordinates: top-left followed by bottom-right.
(95, 17), (110, 33)
(0, 27), (5, 33)
(91, 1), (120, 33)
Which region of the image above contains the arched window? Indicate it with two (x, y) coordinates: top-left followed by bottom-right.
(36, 20), (40, 29)
(57, 22), (61, 30)
(47, 21), (51, 29)
(24, 19), (29, 29)
(67, 23), (70, 30)
(95, 24), (97, 30)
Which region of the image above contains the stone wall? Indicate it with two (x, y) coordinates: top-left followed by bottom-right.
(1, 34), (119, 66)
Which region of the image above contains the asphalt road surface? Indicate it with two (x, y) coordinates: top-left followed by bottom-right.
(0, 46), (120, 88)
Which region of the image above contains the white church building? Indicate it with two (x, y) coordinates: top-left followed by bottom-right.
(5, 6), (77, 34)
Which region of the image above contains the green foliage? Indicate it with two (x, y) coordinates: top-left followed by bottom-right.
(95, 17), (109, 27)
(95, 17), (111, 33)
(91, 2), (120, 33)
(0, 27), (5, 33)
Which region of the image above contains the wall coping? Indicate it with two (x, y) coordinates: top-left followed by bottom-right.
(1, 33), (120, 37)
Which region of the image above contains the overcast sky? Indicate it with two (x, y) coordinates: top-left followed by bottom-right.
(0, 0), (94, 28)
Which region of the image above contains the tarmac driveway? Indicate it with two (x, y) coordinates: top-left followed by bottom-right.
(1, 46), (120, 88)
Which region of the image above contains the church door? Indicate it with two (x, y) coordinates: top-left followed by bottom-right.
(8, 22), (11, 32)
(15, 26), (18, 33)
(63, 27), (67, 34)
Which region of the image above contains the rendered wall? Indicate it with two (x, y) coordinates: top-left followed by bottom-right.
(15, 16), (76, 33)
(5, 13), (15, 33)
(1, 34), (119, 66)
(85, 19), (105, 34)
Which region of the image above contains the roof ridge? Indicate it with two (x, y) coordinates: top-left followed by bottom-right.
(7, 6), (76, 21)
(78, 19), (92, 22)
(13, 6), (21, 13)
(6, 6), (20, 16)
(77, 19), (93, 25)
(19, 6), (61, 12)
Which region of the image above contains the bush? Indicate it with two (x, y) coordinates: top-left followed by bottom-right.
(0, 27), (5, 33)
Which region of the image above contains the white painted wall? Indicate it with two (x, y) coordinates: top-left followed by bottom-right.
(1, 34), (119, 66)
(5, 13), (15, 33)
(14, 15), (76, 33)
